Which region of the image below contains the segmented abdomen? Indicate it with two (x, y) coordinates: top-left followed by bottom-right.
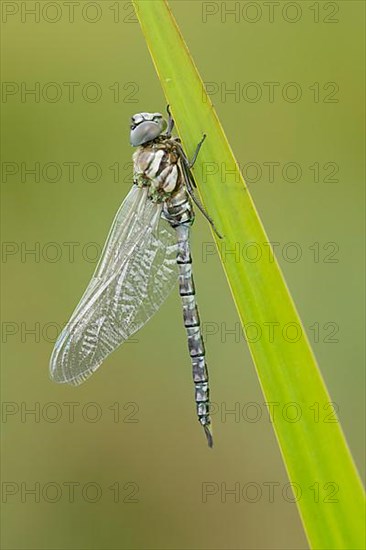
(175, 224), (213, 447)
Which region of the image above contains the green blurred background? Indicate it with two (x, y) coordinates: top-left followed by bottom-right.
(1, 1), (364, 549)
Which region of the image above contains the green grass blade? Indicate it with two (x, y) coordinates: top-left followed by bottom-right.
(133, 1), (365, 547)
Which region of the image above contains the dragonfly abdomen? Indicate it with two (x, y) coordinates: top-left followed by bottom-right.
(175, 223), (213, 448)
(163, 185), (195, 227)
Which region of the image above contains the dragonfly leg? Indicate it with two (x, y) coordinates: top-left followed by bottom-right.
(175, 139), (223, 239)
(188, 134), (206, 168)
(165, 104), (175, 137)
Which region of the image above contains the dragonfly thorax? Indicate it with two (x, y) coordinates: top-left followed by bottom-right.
(133, 140), (194, 226)
(133, 140), (178, 196)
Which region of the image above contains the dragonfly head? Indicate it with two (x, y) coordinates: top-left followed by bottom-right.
(130, 112), (167, 146)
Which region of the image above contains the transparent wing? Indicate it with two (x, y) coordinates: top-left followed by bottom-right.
(50, 185), (178, 385)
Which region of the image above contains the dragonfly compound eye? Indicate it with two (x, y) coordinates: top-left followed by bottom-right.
(130, 112), (167, 147)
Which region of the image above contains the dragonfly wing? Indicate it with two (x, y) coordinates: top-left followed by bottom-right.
(50, 185), (178, 385)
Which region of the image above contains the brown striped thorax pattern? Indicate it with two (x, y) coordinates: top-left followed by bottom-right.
(133, 138), (182, 201)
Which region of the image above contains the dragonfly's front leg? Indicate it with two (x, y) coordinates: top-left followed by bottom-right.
(188, 134), (206, 168)
(165, 104), (175, 137)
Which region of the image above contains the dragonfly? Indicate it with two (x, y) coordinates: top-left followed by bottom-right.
(49, 106), (221, 447)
